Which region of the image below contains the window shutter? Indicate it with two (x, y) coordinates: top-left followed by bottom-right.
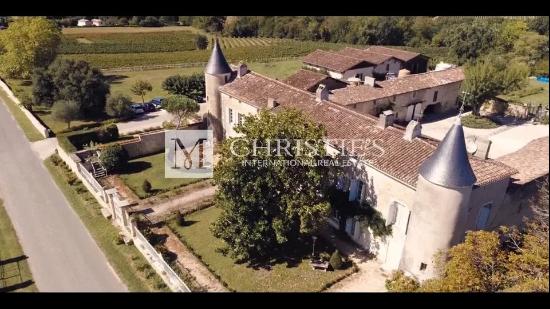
(387, 202), (398, 225)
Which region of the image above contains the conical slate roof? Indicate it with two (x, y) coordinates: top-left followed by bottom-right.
(205, 39), (232, 75)
(419, 117), (476, 188)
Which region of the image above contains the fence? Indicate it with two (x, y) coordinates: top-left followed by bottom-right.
(0, 79), (50, 138)
(55, 145), (190, 292)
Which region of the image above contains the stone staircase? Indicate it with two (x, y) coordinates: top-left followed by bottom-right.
(91, 160), (107, 179)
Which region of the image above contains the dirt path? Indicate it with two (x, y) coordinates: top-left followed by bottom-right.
(321, 227), (388, 292)
(145, 186), (216, 222)
(155, 226), (227, 292)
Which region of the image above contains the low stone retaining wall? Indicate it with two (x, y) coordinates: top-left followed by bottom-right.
(0, 79), (50, 138)
(56, 145), (190, 292)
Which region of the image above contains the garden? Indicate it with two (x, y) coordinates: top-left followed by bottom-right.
(118, 152), (201, 199)
(167, 206), (357, 292)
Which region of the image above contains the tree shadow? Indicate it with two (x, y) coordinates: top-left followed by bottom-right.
(104, 74), (129, 85)
(120, 161), (152, 175)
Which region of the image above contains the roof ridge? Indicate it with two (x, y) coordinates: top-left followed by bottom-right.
(310, 49), (369, 63)
(249, 70), (382, 124)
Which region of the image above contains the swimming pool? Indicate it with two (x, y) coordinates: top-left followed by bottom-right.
(536, 76), (549, 84)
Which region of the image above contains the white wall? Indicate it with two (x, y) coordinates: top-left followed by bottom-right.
(220, 93), (259, 138)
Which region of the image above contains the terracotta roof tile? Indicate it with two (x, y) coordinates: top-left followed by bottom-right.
(366, 46), (422, 62)
(496, 137), (549, 185)
(337, 47), (394, 64)
(302, 49), (371, 73)
(330, 67), (465, 105)
(219, 71), (517, 188)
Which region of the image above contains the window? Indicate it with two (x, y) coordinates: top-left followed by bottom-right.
(238, 113), (244, 125)
(476, 203), (493, 229)
(356, 180), (363, 201)
(386, 63), (390, 71)
(356, 73), (363, 80)
(433, 91), (438, 102)
(412, 91), (417, 98)
(353, 104), (357, 109)
(420, 263), (427, 271)
(228, 108), (233, 123)
(348, 179), (363, 201)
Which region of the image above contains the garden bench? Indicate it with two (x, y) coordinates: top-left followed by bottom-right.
(310, 259), (330, 272)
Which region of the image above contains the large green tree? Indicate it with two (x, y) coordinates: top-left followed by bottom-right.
(162, 95), (199, 129)
(0, 17), (61, 78)
(32, 59), (110, 117)
(162, 74), (205, 102)
(211, 109), (334, 262)
(462, 58), (528, 115)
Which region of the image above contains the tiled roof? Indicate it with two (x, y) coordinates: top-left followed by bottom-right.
(283, 69), (331, 91)
(330, 67), (465, 105)
(283, 69), (347, 92)
(337, 47), (394, 64)
(366, 46), (422, 62)
(218, 71), (517, 188)
(496, 137), (549, 185)
(302, 49), (371, 73)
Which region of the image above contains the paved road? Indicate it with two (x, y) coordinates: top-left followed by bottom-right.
(0, 98), (127, 292)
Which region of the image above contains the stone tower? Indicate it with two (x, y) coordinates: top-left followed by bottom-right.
(400, 116), (476, 281)
(205, 39), (233, 142)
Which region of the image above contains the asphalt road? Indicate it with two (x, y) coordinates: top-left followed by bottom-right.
(0, 98), (127, 292)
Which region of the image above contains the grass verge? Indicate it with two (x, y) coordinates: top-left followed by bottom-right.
(461, 114), (500, 129)
(167, 206), (357, 292)
(0, 88), (44, 142)
(44, 154), (169, 292)
(0, 200), (38, 292)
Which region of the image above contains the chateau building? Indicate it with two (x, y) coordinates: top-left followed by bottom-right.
(203, 40), (545, 280)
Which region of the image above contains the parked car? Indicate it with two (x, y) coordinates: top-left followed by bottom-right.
(142, 102), (156, 113)
(131, 104), (144, 114)
(150, 97), (165, 109)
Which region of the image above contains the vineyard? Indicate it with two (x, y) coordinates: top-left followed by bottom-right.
(59, 38), (349, 69)
(59, 31), (199, 54)
(57, 27), (451, 70)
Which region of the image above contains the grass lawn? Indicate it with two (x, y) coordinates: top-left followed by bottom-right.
(168, 207), (357, 292)
(105, 59), (302, 103)
(119, 152), (200, 199)
(0, 200), (38, 292)
(499, 79), (549, 108)
(461, 114), (500, 129)
(0, 87), (44, 142)
(44, 155), (169, 291)
(32, 105), (106, 134)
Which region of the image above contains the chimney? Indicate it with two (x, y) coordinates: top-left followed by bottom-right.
(363, 76), (375, 87)
(403, 120), (422, 141)
(347, 77), (361, 86)
(398, 69), (411, 78)
(267, 97), (279, 109)
(316, 84), (329, 102)
(377, 110), (395, 129)
(237, 62), (248, 78)
(474, 137), (492, 159)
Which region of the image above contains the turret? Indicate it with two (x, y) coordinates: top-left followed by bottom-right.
(205, 39), (233, 142)
(400, 116), (476, 280)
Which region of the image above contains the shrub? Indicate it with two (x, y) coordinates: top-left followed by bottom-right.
(100, 144), (129, 173)
(319, 252), (331, 262)
(385, 271), (420, 292)
(195, 35), (208, 50)
(97, 124), (119, 143)
(105, 94), (134, 119)
(142, 179), (152, 193)
(329, 250), (344, 270)
(114, 234), (124, 245)
(176, 212), (185, 226)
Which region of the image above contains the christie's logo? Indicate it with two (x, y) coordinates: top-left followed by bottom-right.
(165, 130), (213, 178)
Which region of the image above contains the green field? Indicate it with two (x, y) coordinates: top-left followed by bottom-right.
(0, 200), (37, 292)
(44, 155), (170, 291)
(499, 79), (550, 107)
(168, 207), (356, 292)
(119, 152), (200, 199)
(0, 87), (44, 142)
(106, 59), (301, 102)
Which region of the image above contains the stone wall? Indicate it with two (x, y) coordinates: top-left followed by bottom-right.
(0, 79), (50, 138)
